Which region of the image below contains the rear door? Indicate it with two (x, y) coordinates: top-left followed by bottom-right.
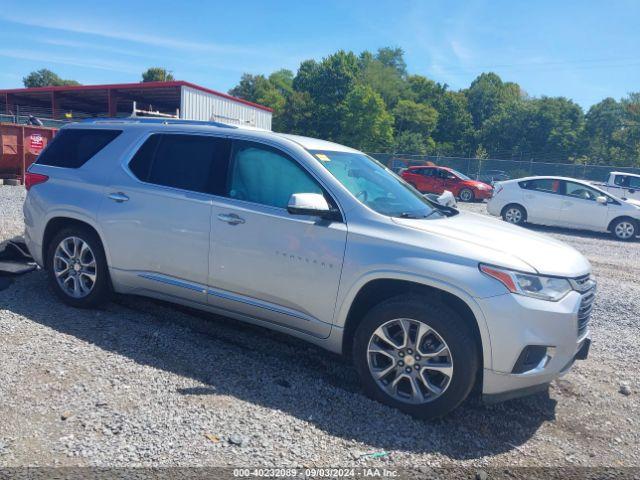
(207, 140), (347, 338)
(99, 132), (231, 303)
(559, 181), (610, 230)
(519, 178), (564, 225)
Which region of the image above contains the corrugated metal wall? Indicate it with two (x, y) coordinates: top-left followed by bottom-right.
(180, 86), (272, 130)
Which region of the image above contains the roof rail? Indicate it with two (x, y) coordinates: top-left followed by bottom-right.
(80, 117), (239, 129)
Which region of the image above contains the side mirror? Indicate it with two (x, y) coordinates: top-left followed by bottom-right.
(596, 196), (608, 205)
(287, 193), (332, 217)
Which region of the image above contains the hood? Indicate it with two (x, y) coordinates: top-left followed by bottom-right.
(624, 198), (640, 208)
(392, 211), (591, 277)
(462, 179), (492, 189)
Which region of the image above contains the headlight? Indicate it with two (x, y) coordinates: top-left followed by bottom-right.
(476, 184), (489, 190)
(480, 264), (573, 301)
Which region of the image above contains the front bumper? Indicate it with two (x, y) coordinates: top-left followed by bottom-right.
(477, 289), (591, 399)
(474, 188), (493, 200)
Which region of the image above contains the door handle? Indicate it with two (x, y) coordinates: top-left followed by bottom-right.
(217, 213), (245, 225)
(107, 192), (129, 202)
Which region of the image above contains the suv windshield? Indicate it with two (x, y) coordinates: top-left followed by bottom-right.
(310, 150), (440, 218)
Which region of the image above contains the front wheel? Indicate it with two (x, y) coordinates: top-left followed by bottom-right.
(611, 218), (637, 241)
(353, 294), (479, 419)
(459, 188), (474, 202)
(46, 226), (111, 308)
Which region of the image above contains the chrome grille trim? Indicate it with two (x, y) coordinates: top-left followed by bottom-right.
(575, 276), (596, 337)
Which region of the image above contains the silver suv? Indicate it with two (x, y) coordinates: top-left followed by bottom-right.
(23, 119), (595, 418)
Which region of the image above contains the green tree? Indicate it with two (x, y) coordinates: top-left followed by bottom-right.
(23, 69), (80, 87)
(466, 72), (521, 129)
(360, 52), (408, 107)
(433, 91), (474, 153)
(338, 84), (394, 151)
(375, 47), (407, 77)
(141, 67), (175, 82)
(392, 99), (438, 136)
(393, 131), (434, 155)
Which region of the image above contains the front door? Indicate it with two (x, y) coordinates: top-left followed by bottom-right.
(208, 140), (347, 338)
(559, 181), (610, 230)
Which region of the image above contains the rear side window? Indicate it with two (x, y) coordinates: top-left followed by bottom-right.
(519, 178), (561, 193)
(36, 129), (121, 168)
(128, 134), (232, 194)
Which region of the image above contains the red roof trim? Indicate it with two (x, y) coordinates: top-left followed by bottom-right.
(0, 80), (273, 112)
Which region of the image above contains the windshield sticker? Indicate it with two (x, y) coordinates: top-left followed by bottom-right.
(316, 153), (331, 162)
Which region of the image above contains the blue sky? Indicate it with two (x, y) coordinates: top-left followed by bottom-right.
(0, 0), (638, 109)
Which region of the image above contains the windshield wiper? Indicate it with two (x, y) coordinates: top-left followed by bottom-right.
(399, 211), (440, 219)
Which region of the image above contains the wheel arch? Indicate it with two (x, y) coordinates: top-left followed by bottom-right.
(339, 275), (491, 377)
(501, 202), (528, 220)
(42, 215), (108, 270)
(607, 215), (638, 232)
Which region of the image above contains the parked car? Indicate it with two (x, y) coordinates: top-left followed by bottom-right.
(592, 171), (640, 202)
(488, 176), (640, 241)
(401, 166), (493, 201)
(476, 170), (510, 185)
(24, 119), (594, 419)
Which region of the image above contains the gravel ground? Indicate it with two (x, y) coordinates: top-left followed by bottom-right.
(0, 185), (638, 468)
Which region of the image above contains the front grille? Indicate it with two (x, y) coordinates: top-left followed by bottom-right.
(573, 274), (597, 337)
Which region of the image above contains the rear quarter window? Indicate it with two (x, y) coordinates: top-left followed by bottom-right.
(36, 129), (122, 168)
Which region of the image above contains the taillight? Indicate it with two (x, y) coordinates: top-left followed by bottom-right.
(25, 172), (49, 191)
(494, 184), (503, 196)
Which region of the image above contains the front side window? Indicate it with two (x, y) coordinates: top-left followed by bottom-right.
(420, 168), (435, 177)
(311, 150), (440, 218)
(128, 134), (231, 194)
(227, 141), (322, 208)
(36, 129), (121, 168)
(564, 181), (603, 201)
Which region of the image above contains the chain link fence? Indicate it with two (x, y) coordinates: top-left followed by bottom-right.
(368, 153), (640, 183)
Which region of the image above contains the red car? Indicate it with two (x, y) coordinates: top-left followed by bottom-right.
(401, 166), (493, 202)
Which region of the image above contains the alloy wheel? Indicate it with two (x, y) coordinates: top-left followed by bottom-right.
(504, 207), (523, 224)
(366, 318), (453, 404)
(615, 221), (635, 240)
(460, 189), (473, 202)
(53, 236), (97, 298)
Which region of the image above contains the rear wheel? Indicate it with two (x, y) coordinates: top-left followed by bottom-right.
(611, 218), (637, 241)
(459, 188), (474, 202)
(46, 226), (111, 308)
(502, 204), (526, 226)
(353, 294), (479, 419)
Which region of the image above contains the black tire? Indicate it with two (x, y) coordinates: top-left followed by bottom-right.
(46, 226), (111, 308)
(610, 217), (637, 241)
(501, 203), (526, 226)
(353, 294), (479, 419)
(459, 188), (474, 202)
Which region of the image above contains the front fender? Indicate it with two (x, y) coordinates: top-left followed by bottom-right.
(334, 269), (494, 370)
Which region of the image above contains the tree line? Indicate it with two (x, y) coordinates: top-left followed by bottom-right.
(229, 48), (640, 167)
(22, 55), (640, 167)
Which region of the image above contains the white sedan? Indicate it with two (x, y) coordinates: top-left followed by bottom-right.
(487, 176), (640, 241)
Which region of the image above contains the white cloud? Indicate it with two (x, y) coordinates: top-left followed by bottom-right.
(0, 14), (255, 55)
(0, 48), (140, 74)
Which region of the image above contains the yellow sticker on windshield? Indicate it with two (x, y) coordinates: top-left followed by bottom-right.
(316, 153), (331, 162)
